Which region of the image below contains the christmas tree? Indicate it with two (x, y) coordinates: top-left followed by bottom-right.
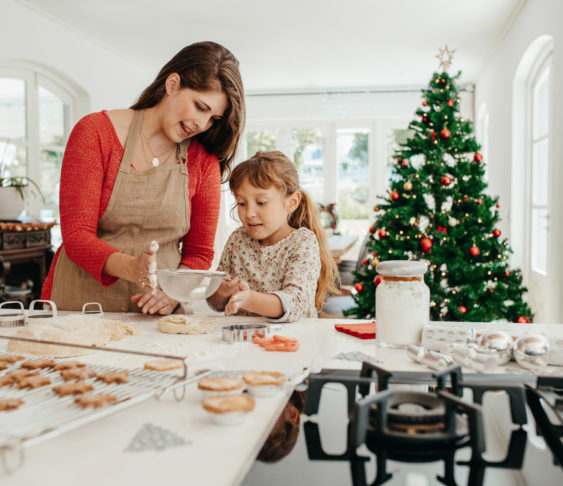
(345, 48), (533, 323)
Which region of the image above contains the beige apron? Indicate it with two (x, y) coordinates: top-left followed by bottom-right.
(51, 110), (190, 312)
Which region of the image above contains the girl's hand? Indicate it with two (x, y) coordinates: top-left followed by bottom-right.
(131, 289), (178, 315)
(215, 275), (241, 299)
(225, 280), (251, 315)
(133, 241), (159, 291)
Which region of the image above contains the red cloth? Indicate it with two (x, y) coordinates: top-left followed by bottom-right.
(42, 111), (221, 300)
(334, 322), (376, 339)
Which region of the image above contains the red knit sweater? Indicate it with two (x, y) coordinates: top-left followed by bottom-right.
(42, 111), (221, 299)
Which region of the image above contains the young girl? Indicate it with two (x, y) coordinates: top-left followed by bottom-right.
(207, 151), (338, 321)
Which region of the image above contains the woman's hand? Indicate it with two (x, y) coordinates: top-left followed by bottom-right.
(225, 280), (251, 315)
(133, 241), (159, 292)
(131, 289), (178, 315)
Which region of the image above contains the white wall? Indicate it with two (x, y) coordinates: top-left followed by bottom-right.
(475, 0), (563, 322)
(0, 0), (151, 115)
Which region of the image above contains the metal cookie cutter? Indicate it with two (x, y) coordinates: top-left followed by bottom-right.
(222, 324), (274, 343)
(27, 299), (57, 320)
(82, 302), (104, 317)
(0, 301), (27, 328)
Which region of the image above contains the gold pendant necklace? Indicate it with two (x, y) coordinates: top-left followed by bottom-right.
(140, 125), (176, 167)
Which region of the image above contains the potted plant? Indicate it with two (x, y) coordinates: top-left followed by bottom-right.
(0, 142), (44, 221)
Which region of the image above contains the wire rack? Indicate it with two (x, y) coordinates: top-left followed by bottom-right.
(0, 335), (208, 472)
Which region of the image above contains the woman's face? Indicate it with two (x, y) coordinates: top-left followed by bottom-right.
(162, 74), (228, 143)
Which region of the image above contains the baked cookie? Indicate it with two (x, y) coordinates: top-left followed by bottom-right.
(75, 393), (118, 408)
(96, 371), (129, 384)
(242, 371), (287, 387)
(53, 360), (86, 371)
(0, 375), (16, 388)
(143, 359), (184, 372)
(198, 377), (245, 392)
(21, 359), (55, 369)
(5, 369), (39, 380)
(53, 381), (94, 396)
(157, 315), (213, 335)
(17, 375), (51, 389)
(60, 368), (97, 381)
(202, 394), (255, 414)
(0, 354), (25, 364)
(0, 398), (24, 411)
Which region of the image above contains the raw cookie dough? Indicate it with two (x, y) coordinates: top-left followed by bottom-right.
(157, 315), (213, 335)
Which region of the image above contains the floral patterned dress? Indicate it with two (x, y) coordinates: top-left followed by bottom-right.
(212, 226), (321, 322)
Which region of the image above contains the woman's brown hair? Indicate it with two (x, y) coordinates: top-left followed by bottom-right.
(131, 41), (245, 181)
(229, 151), (339, 310)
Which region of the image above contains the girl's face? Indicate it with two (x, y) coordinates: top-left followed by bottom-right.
(234, 178), (301, 246)
(161, 73), (228, 143)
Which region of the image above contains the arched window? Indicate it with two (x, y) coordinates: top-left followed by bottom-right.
(0, 62), (87, 245)
(476, 102), (489, 183)
(512, 36), (553, 322)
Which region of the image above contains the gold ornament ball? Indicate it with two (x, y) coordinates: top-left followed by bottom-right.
(371, 258), (379, 267)
(403, 181), (413, 191)
(373, 205), (379, 212)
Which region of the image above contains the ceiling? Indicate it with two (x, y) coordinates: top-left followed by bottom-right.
(19, 0), (525, 92)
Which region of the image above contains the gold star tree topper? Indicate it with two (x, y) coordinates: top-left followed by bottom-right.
(436, 45), (456, 72)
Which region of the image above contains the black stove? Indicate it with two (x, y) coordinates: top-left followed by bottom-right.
(242, 363), (563, 486)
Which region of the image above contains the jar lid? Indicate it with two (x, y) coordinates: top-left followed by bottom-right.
(376, 260), (428, 276)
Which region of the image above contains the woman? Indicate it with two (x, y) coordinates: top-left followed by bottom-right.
(42, 41), (245, 315)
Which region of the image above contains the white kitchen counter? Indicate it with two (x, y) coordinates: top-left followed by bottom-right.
(0, 311), (562, 486)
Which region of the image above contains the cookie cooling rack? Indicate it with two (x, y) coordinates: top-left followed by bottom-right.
(0, 335), (209, 473)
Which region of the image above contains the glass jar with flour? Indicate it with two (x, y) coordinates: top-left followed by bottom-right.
(375, 260), (429, 347)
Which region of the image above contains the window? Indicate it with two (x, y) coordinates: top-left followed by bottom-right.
(0, 64), (83, 247)
(529, 64), (550, 274)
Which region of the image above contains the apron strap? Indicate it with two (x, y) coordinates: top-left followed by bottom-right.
(119, 110), (144, 174)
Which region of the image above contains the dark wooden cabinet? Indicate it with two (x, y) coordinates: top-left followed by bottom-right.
(0, 222), (55, 304)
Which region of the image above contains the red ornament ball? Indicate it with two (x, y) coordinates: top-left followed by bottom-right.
(378, 228), (387, 238)
(361, 259), (369, 266)
(496, 203), (500, 208)
(420, 237), (433, 253)
(441, 175), (451, 186)
(413, 221), (418, 227)
(402, 160), (408, 167)
(354, 282), (363, 293)
(441, 78), (446, 83)
(440, 128), (451, 139)
(474, 152), (483, 162)
(422, 100), (428, 106)
(458, 305), (467, 314)
(492, 229), (501, 238)
(390, 190), (400, 200)
(374, 275), (383, 287)
(504, 271), (510, 277)
(476, 198), (482, 205)
(516, 316), (530, 324)
(447, 99), (455, 107)
(422, 115), (428, 123)
(369, 226), (375, 234)
(431, 130), (436, 141)
(469, 245), (480, 257)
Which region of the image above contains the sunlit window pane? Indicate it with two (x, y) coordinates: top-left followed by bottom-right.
(386, 128), (413, 186)
(246, 130), (277, 158)
(533, 68), (549, 140)
(336, 128), (370, 261)
(531, 208), (548, 274)
(532, 139), (548, 206)
(40, 148), (63, 212)
(39, 87), (65, 145)
(0, 141), (27, 180)
(0, 78), (26, 140)
(291, 128), (324, 203)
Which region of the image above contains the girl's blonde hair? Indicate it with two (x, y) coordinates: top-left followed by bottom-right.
(229, 151), (339, 310)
